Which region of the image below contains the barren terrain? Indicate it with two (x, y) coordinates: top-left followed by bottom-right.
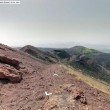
(0, 44), (110, 110)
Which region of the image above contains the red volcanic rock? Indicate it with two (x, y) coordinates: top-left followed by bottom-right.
(0, 64), (22, 83)
(0, 54), (21, 69)
(0, 53), (22, 83)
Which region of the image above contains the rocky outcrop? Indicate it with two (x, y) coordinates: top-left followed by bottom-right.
(0, 64), (22, 83)
(43, 85), (88, 110)
(65, 85), (87, 104)
(0, 54), (21, 69)
(0, 54), (22, 83)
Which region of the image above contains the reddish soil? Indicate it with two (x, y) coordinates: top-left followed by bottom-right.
(0, 44), (110, 110)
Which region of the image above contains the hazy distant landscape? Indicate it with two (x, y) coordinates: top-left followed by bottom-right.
(0, 0), (110, 109)
(16, 43), (110, 53)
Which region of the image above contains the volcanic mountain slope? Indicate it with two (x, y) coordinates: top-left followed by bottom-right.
(1, 43), (110, 110)
(20, 46), (71, 63)
(65, 46), (100, 56)
(46, 46), (110, 84)
(20, 45), (58, 64)
(65, 46), (110, 70)
(21, 45), (110, 84)
(65, 46), (110, 84)
(0, 44), (45, 80)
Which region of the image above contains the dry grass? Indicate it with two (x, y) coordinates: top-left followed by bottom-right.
(63, 65), (110, 96)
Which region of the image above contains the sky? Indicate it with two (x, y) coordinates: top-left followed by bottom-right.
(0, 0), (110, 47)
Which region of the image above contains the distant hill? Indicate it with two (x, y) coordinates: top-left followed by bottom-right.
(66, 46), (110, 83)
(20, 45), (58, 64)
(65, 46), (101, 55)
(65, 46), (110, 70)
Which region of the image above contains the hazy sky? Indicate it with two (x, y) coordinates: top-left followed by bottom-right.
(0, 0), (110, 47)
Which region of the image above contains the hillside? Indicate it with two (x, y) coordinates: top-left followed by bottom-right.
(66, 46), (110, 70)
(20, 45), (110, 84)
(20, 45), (58, 64)
(66, 46), (110, 84)
(0, 43), (110, 109)
(65, 46), (100, 56)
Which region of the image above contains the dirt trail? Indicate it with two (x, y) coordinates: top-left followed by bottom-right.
(0, 64), (110, 110)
